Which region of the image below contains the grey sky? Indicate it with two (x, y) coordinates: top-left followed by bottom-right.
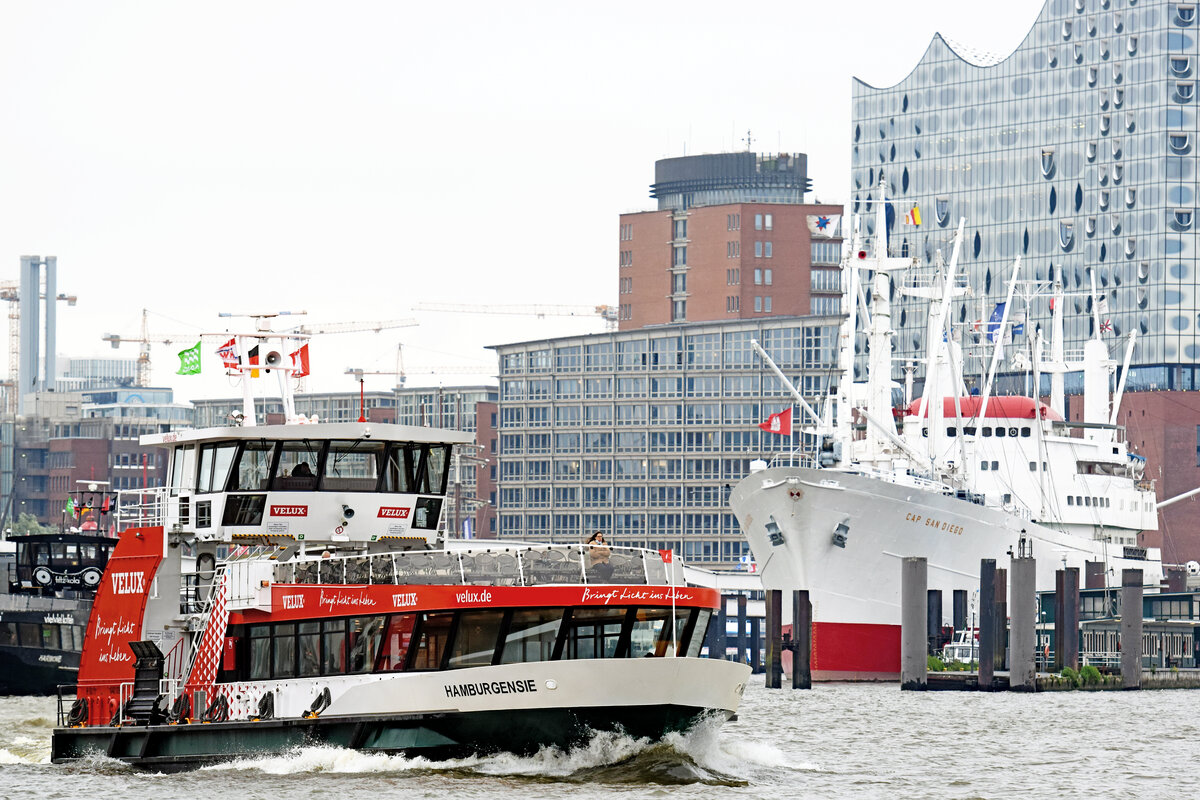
(1, 0), (1045, 402)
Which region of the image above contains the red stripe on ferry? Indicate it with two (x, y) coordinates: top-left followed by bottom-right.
(233, 583), (719, 623)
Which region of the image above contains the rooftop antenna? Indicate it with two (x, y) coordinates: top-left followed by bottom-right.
(744, 129), (754, 151)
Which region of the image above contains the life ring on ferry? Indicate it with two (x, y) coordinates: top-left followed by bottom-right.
(202, 693), (229, 723)
(81, 567), (102, 588)
(33, 567), (53, 587)
(67, 697), (88, 727)
(303, 687), (331, 719)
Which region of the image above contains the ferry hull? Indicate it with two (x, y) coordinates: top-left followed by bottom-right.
(52, 657), (749, 769)
(733, 466), (1163, 680)
(0, 645), (79, 695)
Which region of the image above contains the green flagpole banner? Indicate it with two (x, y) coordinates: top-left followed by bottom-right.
(177, 341), (202, 375)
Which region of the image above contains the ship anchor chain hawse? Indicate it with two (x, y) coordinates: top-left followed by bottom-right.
(50, 317), (749, 770)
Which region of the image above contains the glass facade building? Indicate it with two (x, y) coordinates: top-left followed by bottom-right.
(489, 316), (840, 566)
(852, 0), (1200, 387)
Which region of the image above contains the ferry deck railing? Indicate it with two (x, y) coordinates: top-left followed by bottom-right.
(267, 543), (682, 588)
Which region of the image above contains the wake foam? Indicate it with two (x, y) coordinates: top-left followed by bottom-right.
(199, 720), (787, 785)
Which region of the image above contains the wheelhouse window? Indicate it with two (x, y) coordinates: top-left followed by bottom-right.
(410, 611), (455, 670)
(273, 440), (323, 490)
(231, 440), (276, 491)
(563, 607), (627, 659)
(197, 442), (236, 493)
(324, 440), (387, 491)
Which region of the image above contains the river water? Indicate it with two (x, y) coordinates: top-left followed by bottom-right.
(2, 680), (1196, 799)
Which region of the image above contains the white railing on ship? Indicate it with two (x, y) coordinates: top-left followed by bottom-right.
(767, 451), (818, 469)
(267, 543), (683, 588)
(115, 486), (171, 529)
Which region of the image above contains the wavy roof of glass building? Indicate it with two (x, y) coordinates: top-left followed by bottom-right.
(851, 0), (1200, 387)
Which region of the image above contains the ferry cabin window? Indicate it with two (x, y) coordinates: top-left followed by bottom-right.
(501, 608), (563, 664)
(273, 623), (297, 678)
(563, 607), (627, 659)
(449, 609), (506, 668)
(0, 622), (14, 645)
(323, 619), (346, 674)
(274, 440), (323, 491)
(18, 624), (40, 647)
(231, 440), (276, 491)
(197, 443), (237, 493)
(629, 608), (685, 658)
(250, 625), (271, 680)
(686, 609), (711, 658)
(1068, 496), (1074, 505)
(378, 614), (417, 670)
(410, 611), (455, 670)
(298, 622), (321, 677)
(995, 427), (1006, 438)
(324, 440), (386, 491)
(348, 615), (387, 673)
(982, 428), (992, 437)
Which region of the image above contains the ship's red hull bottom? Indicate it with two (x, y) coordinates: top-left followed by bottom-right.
(781, 621), (901, 682)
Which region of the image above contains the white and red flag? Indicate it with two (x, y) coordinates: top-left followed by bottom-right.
(290, 344), (310, 378)
(215, 338), (239, 370)
(658, 549), (673, 564)
(758, 407), (793, 436)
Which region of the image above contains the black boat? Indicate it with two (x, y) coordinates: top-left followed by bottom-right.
(0, 490), (118, 695)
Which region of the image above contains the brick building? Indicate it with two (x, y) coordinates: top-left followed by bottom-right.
(617, 152), (842, 329)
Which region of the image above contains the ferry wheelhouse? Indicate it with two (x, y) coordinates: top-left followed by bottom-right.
(51, 325), (748, 769)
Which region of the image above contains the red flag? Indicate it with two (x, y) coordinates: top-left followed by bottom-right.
(216, 338), (239, 370)
(290, 344), (310, 378)
(100, 495), (110, 513)
(658, 549), (673, 564)
(758, 407), (793, 436)
(1049, 298), (1056, 311)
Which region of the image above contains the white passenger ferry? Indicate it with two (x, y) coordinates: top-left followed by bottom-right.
(50, 323), (749, 769)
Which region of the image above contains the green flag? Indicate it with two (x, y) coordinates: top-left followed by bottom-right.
(177, 341), (202, 375)
(65, 496), (75, 517)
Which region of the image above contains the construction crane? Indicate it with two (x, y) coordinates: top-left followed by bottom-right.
(102, 309), (198, 388)
(290, 318), (418, 335)
(347, 343), (492, 389)
(414, 303), (618, 331)
(0, 283), (78, 413)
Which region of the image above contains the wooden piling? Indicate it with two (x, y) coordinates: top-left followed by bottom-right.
(978, 559), (997, 689)
(902, 557), (929, 690)
(765, 589), (782, 688)
(737, 594), (748, 666)
(952, 588), (968, 633)
(792, 590), (812, 689)
(927, 589), (943, 655)
(1009, 556), (1036, 691)
(749, 616), (762, 673)
(1121, 568), (1143, 689)
(1054, 568), (1080, 671)
(993, 567), (1007, 674)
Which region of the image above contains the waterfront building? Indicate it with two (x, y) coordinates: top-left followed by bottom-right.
(619, 152), (843, 328)
(57, 357), (138, 392)
(489, 316), (840, 565)
(851, 0), (1200, 560)
(490, 151), (844, 567)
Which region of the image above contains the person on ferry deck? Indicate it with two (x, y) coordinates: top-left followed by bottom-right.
(585, 531), (613, 582)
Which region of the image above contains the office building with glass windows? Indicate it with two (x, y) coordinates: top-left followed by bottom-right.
(618, 152), (844, 328)
(488, 317), (840, 566)
(851, 0), (1200, 559)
